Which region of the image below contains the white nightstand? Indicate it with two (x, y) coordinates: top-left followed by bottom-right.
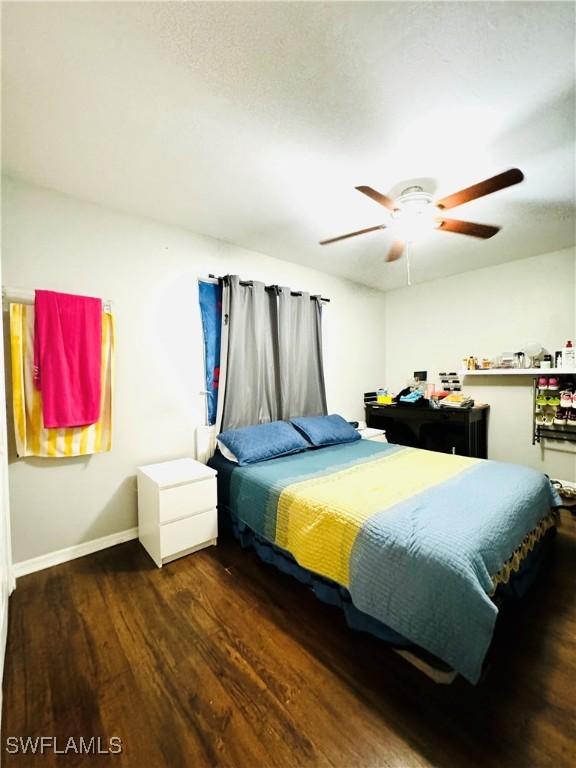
(137, 458), (218, 568)
(358, 427), (388, 443)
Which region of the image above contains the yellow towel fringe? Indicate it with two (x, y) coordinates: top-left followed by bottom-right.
(490, 509), (559, 594)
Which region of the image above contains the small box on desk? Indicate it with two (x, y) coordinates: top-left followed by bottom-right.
(365, 391), (394, 405)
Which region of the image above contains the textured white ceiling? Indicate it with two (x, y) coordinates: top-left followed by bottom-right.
(2, 2), (575, 291)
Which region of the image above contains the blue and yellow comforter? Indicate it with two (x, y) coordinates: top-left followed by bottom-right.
(227, 440), (560, 682)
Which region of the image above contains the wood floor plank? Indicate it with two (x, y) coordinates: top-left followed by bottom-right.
(2, 511), (576, 767)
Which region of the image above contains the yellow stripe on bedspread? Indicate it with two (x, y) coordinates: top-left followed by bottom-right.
(276, 448), (477, 586)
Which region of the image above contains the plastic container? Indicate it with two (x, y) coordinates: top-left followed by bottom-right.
(377, 388), (393, 404)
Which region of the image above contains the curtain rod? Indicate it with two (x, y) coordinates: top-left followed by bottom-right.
(2, 286), (113, 312)
(206, 275), (330, 303)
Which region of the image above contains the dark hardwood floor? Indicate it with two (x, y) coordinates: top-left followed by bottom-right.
(3, 510), (576, 768)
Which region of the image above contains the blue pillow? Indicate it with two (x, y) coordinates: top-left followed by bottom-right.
(217, 421), (309, 465)
(290, 414), (361, 447)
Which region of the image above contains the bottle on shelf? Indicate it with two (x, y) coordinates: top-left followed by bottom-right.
(562, 341), (575, 370)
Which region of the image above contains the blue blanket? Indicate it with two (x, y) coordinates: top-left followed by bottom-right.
(225, 441), (560, 682)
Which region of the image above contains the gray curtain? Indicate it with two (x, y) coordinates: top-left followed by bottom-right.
(217, 275), (327, 431)
(278, 286), (327, 420)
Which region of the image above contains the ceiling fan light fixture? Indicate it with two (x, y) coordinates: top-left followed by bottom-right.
(390, 186), (439, 241)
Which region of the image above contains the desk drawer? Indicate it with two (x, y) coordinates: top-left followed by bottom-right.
(159, 479), (216, 524)
(160, 509), (218, 557)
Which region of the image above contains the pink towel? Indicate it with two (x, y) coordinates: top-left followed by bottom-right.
(34, 290), (103, 428)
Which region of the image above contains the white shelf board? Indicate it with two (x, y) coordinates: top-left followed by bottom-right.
(460, 368), (576, 377)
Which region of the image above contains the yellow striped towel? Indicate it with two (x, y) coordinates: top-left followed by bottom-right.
(9, 303), (114, 457)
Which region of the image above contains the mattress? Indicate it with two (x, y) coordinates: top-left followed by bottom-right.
(209, 441), (560, 682)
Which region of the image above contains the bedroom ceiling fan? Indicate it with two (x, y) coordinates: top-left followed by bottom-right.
(319, 168), (524, 262)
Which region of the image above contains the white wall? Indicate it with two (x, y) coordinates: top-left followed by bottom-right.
(383, 248), (576, 481)
(2, 177), (387, 564)
(0, 218), (14, 722)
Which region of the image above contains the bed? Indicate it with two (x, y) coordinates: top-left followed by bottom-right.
(208, 438), (560, 683)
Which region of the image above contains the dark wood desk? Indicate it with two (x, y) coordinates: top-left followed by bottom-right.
(365, 403), (489, 458)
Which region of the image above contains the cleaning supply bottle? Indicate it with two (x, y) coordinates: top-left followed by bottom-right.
(562, 340), (575, 369)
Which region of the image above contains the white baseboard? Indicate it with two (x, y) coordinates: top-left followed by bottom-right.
(12, 527), (139, 580)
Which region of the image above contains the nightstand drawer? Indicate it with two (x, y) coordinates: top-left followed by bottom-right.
(160, 509), (218, 557)
(159, 478), (216, 523)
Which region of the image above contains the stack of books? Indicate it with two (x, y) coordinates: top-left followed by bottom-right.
(439, 393), (474, 409)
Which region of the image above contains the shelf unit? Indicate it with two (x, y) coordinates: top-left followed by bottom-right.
(461, 368), (576, 377)
(531, 375), (576, 446)
(535, 426), (576, 442)
(458, 369), (576, 445)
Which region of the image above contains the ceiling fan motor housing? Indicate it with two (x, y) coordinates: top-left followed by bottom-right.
(395, 186), (434, 211)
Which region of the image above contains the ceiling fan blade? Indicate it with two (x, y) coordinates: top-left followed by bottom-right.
(437, 219), (500, 239)
(386, 240), (405, 262)
(435, 168), (524, 210)
(355, 186), (396, 212)
(319, 224), (385, 245)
